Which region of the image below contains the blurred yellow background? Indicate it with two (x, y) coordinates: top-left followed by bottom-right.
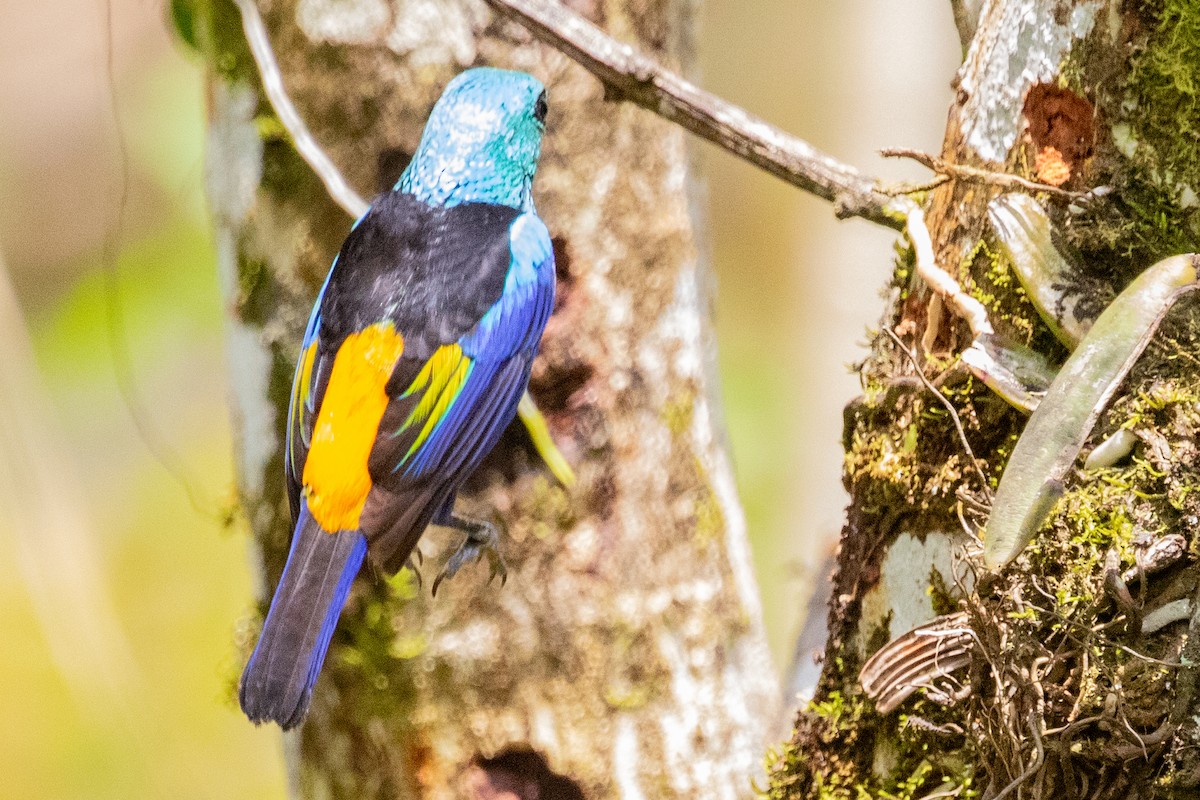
(0, 1), (955, 796)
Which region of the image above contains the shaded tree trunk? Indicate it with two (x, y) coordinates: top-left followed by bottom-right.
(771, 1), (1200, 797)
(196, 0), (777, 798)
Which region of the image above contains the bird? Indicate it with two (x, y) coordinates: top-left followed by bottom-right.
(238, 67), (555, 730)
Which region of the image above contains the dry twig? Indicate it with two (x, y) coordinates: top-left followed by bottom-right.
(882, 147), (1082, 202)
(482, 0), (898, 228)
(234, 0), (369, 218)
(893, 196), (995, 339)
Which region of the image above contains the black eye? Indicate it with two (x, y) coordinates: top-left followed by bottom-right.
(533, 91), (548, 124)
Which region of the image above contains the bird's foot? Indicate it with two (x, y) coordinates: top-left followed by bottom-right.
(432, 515), (507, 596)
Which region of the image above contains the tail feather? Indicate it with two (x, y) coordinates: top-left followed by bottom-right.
(239, 506), (367, 729)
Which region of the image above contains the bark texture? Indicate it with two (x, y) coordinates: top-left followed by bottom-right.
(197, 0), (777, 798)
(770, 0), (1200, 798)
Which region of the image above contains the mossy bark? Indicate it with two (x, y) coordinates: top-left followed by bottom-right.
(769, 1), (1200, 798)
(194, 0), (777, 798)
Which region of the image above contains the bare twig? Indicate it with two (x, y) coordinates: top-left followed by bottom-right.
(1103, 548), (1141, 633)
(482, 0), (899, 229)
(880, 199), (1001, 494)
(882, 147), (1082, 202)
(889, 175), (952, 196)
(917, 785), (964, 800)
(234, 0), (370, 218)
(894, 196), (994, 338)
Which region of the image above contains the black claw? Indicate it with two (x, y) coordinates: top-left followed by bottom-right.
(486, 547), (508, 587)
(430, 515), (507, 595)
(404, 556), (423, 589)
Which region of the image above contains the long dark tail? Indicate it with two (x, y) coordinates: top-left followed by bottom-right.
(239, 506), (367, 729)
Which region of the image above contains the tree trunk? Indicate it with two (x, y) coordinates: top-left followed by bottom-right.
(770, 1), (1200, 797)
(196, 0), (777, 797)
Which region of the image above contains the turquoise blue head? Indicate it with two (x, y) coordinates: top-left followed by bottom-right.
(397, 67), (548, 211)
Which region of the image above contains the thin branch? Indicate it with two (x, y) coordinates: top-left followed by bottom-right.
(882, 147), (1081, 202)
(894, 196), (994, 338)
(887, 175), (952, 196)
(234, 0), (369, 219)
(482, 0), (899, 229)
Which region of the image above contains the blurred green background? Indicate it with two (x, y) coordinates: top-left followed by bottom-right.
(0, 2), (955, 796)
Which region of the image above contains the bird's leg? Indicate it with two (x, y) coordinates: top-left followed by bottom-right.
(431, 512), (507, 595)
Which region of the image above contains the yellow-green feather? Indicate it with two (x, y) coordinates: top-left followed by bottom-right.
(399, 344), (474, 462)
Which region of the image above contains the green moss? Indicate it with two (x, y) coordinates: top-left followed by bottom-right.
(844, 370), (1012, 514)
(966, 239), (1069, 360)
(231, 253), (275, 326)
(387, 632), (427, 660)
(661, 391), (727, 547)
(1121, 0), (1200, 249)
(184, 0), (256, 84)
(384, 567), (420, 601)
(892, 241), (916, 303)
(1019, 370), (1200, 611)
(780, 197), (1199, 800)
(1063, 0), (1200, 272)
(808, 691), (858, 731)
(1027, 478), (1137, 609)
(602, 685), (650, 710)
(877, 760), (934, 800)
(928, 569), (959, 618)
(764, 692), (867, 800)
(324, 581), (421, 724)
(766, 690), (980, 800)
(169, 0), (201, 50)
(602, 625), (664, 711)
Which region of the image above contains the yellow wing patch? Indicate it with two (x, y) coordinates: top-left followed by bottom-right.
(399, 343), (472, 461)
(294, 341), (318, 435)
(297, 341), (318, 406)
(303, 323), (405, 531)
(286, 341), (319, 470)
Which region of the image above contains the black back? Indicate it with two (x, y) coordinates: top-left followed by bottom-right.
(320, 192), (521, 357)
